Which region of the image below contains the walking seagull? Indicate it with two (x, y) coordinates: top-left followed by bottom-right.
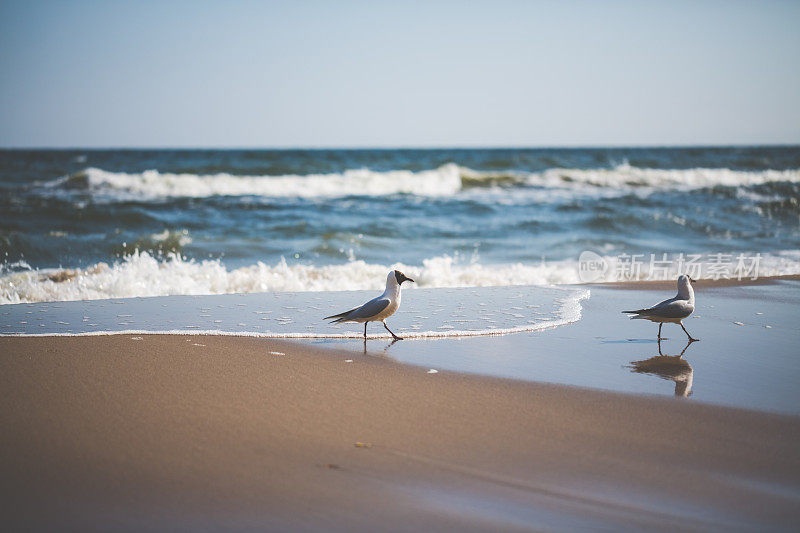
(623, 275), (699, 341)
(324, 270), (414, 340)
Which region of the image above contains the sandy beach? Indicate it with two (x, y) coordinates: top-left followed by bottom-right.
(2, 286), (800, 532)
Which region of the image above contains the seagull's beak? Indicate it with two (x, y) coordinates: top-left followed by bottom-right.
(398, 272), (414, 284)
(688, 276), (696, 284)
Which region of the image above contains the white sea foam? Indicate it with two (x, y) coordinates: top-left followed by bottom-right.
(522, 163), (800, 190)
(151, 229), (192, 246)
(2, 250), (800, 305)
(69, 164), (465, 199)
(54, 163), (800, 200)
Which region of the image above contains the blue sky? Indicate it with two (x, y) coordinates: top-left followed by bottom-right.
(1, 0), (798, 148)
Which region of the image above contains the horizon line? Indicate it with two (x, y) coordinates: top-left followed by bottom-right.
(2, 142), (799, 151)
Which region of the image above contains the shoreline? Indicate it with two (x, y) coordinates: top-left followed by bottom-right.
(0, 329), (791, 420)
(3, 278), (799, 415)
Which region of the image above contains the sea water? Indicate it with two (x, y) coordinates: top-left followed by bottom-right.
(1, 147), (799, 304)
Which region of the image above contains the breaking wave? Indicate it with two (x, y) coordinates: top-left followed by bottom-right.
(48, 163), (800, 200)
(2, 250), (800, 305)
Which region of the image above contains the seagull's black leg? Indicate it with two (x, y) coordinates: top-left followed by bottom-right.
(680, 322), (699, 342)
(364, 322), (368, 340)
(657, 323), (663, 340)
(383, 321), (402, 341)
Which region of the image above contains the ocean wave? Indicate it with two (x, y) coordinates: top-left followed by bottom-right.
(46, 163), (800, 200)
(2, 251), (800, 304)
(57, 164), (468, 199)
(523, 163), (800, 190)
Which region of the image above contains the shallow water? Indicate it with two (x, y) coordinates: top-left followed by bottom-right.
(325, 282), (800, 415)
(0, 285), (587, 339)
(306, 281), (800, 415)
(2, 281), (798, 415)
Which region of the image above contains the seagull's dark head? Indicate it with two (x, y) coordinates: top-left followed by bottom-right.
(394, 270), (414, 285)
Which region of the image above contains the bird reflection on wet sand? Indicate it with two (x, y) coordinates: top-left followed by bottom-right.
(629, 339), (696, 398)
(363, 337), (400, 356)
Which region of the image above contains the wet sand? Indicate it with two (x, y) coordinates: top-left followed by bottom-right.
(2, 331), (800, 531)
(359, 279), (800, 414)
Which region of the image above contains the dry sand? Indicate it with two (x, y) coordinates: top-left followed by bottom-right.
(1, 334), (799, 531)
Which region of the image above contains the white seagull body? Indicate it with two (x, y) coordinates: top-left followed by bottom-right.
(623, 275), (699, 341)
(324, 270), (414, 340)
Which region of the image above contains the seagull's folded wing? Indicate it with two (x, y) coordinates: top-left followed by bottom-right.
(636, 300), (692, 319)
(326, 297), (391, 323)
(347, 298), (390, 320)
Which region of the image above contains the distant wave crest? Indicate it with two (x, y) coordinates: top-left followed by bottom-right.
(59, 164), (467, 199)
(526, 163), (800, 190)
(48, 163), (800, 200)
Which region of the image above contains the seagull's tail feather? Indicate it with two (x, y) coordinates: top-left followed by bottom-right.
(324, 307), (359, 322)
(623, 308), (652, 320)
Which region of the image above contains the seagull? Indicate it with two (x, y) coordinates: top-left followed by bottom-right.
(324, 270), (414, 340)
(623, 275), (699, 341)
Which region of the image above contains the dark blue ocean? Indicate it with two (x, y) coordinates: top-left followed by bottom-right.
(1, 146), (799, 303)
